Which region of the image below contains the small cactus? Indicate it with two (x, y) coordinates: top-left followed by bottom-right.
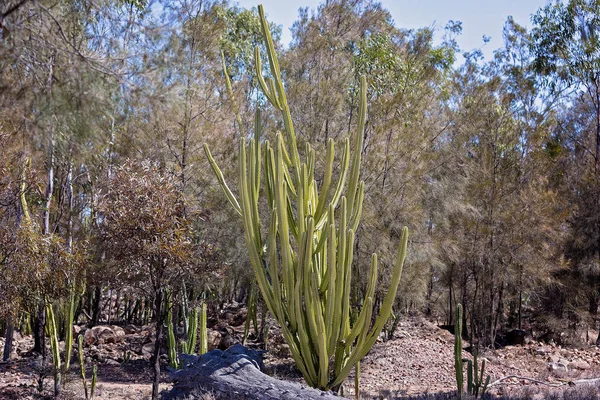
(78, 335), (89, 399)
(454, 303), (489, 399)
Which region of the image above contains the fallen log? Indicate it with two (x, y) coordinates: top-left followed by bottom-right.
(162, 344), (341, 399)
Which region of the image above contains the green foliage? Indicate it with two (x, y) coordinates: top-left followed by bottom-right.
(205, 4), (409, 391)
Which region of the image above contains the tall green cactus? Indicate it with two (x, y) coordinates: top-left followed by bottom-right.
(204, 4), (409, 391)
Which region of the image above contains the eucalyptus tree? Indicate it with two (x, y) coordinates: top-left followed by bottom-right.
(531, 0), (600, 340)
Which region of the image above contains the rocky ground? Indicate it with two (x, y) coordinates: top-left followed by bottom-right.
(1, 309), (600, 399)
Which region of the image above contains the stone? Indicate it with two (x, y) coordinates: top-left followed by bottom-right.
(93, 326), (116, 344)
(568, 360), (591, 370)
(142, 342), (155, 359)
(83, 328), (96, 346)
(207, 330), (222, 351)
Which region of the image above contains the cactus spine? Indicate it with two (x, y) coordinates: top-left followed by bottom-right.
(205, 4), (409, 390)
(454, 303), (490, 399)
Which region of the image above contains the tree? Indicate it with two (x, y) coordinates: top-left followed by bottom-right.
(97, 160), (201, 399)
(531, 0), (600, 342)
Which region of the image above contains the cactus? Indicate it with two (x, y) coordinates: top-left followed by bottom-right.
(467, 351), (490, 398)
(198, 301), (208, 355)
(90, 364), (97, 399)
(204, 4), (409, 391)
(355, 362), (361, 400)
(165, 291), (179, 369)
(454, 303), (489, 399)
(46, 302), (61, 397)
(64, 291), (75, 370)
(78, 334), (89, 400)
(184, 307), (198, 354)
(243, 284), (259, 344)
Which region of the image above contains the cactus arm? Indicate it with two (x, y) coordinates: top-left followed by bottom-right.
(19, 157), (31, 225)
(346, 254), (378, 345)
(314, 139), (334, 223)
(203, 144), (241, 215)
(350, 181), (365, 233)
(322, 139), (351, 230)
(254, 46), (281, 109)
(78, 335), (89, 399)
(221, 50), (244, 134)
(186, 307), (198, 354)
(330, 227), (408, 388)
(346, 76), (367, 219)
(199, 303), (207, 354)
(482, 375), (490, 397)
(65, 291), (75, 370)
(90, 364), (97, 399)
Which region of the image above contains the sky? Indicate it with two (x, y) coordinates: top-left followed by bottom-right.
(234, 0), (551, 60)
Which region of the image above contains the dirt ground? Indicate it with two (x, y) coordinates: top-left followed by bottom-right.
(1, 313), (600, 399)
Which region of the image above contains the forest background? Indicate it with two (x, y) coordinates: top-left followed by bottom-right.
(1, 0), (600, 385)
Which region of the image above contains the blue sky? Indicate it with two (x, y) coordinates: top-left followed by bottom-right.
(234, 0), (550, 60)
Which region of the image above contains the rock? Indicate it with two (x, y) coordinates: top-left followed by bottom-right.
(83, 328), (97, 346)
(94, 326), (116, 344)
(142, 342), (155, 359)
(124, 325), (139, 335)
(109, 326), (126, 343)
(164, 344), (339, 400)
(105, 359), (120, 366)
(534, 346), (551, 356)
(73, 325), (82, 336)
(548, 359), (569, 371)
(568, 360), (590, 370)
(207, 330), (222, 351)
(506, 329), (527, 346)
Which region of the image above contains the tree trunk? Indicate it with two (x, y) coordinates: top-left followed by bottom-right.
(33, 305), (46, 359)
(2, 319), (14, 362)
(91, 285), (102, 327)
